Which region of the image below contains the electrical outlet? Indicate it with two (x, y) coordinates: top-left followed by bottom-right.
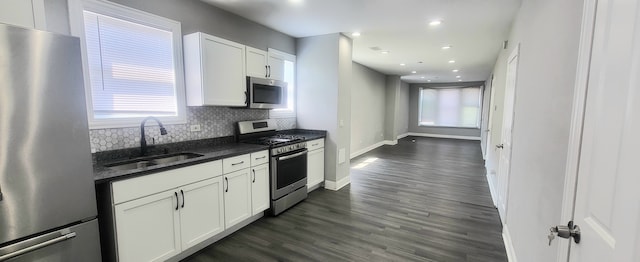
(190, 124), (201, 132)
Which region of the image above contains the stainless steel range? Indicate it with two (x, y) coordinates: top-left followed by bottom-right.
(237, 119), (308, 215)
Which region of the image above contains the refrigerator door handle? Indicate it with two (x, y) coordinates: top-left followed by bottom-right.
(0, 232), (76, 261)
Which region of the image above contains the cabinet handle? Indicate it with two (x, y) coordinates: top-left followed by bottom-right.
(312, 143), (318, 146)
(255, 156), (266, 160)
(174, 192), (179, 210)
(252, 169), (256, 183)
(231, 161), (244, 166)
(265, 65), (268, 78)
(180, 190), (185, 208)
(225, 177), (229, 192)
(267, 65), (271, 78)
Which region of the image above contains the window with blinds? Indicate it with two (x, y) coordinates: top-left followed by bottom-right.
(418, 87), (482, 128)
(76, 0), (185, 128)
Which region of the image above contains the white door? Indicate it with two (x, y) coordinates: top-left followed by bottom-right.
(250, 163), (270, 215)
(559, 0), (640, 261)
(114, 189), (181, 262)
(484, 75), (497, 160)
(179, 177), (225, 250)
(223, 168), (252, 228)
(496, 45), (520, 223)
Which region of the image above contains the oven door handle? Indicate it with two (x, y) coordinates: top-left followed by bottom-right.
(277, 150), (307, 161)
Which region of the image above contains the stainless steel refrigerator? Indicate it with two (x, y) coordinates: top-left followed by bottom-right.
(0, 24), (101, 261)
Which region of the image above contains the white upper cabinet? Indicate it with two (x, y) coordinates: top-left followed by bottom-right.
(184, 32), (247, 107)
(267, 51), (285, 81)
(0, 0), (46, 30)
(246, 46), (268, 78)
(245, 46), (285, 81)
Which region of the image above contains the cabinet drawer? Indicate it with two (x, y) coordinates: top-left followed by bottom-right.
(112, 160), (222, 205)
(307, 139), (324, 151)
(223, 154), (250, 173)
(250, 150), (269, 166)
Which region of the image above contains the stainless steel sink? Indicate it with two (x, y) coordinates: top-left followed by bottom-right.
(149, 153), (204, 164)
(105, 152), (204, 171)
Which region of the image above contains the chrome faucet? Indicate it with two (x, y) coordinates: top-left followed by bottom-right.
(140, 116), (168, 156)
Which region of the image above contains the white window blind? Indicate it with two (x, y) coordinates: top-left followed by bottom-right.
(83, 10), (178, 119)
(418, 87), (482, 128)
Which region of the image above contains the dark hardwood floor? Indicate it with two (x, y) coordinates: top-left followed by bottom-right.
(183, 137), (507, 262)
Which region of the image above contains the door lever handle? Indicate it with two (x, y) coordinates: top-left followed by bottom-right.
(496, 144), (504, 149)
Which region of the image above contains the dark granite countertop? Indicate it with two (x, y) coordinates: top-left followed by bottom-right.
(93, 130), (326, 184)
(278, 129), (327, 140)
(93, 137), (269, 184)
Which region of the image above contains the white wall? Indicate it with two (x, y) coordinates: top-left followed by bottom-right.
(351, 62), (386, 154)
(297, 33), (352, 184)
(487, 0), (584, 260)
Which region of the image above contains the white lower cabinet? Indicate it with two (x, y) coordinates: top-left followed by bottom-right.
(223, 168), (252, 228)
(307, 139), (325, 189)
(251, 163), (270, 215)
(109, 151), (271, 261)
(179, 177), (225, 250)
(114, 189), (181, 262)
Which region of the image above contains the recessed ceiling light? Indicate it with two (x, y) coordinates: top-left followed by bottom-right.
(421, 76), (425, 79)
(452, 69), (459, 72)
(458, 79), (463, 82)
(442, 45), (452, 50)
(288, 0), (303, 4)
(456, 75), (461, 78)
(381, 50), (389, 54)
(448, 60), (456, 64)
(400, 63), (406, 66)
(351, 32), (361, 37)
(427, 80), (432, 82)
(411, 71), (417, 74)
(429, 20), (442, 26)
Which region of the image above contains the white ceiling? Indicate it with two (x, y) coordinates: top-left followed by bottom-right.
(201, 0), (521, 83)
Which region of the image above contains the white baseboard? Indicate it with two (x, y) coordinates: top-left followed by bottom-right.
(408, 132), (481, 141)
(324, 176), (350, 191)
(397, 133), (410, 139)
(350, 141), (385, 159)
(384, 140), (398, 145)
(486, 168), (498, 207)
(503, 225), (518, 262)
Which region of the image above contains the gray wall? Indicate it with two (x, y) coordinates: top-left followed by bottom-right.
(296, 33), (353, 183)
(384, 76), (400, 141)
(408, 82), (485, 138)
(109, 0), (295, 54)
(351, 62), (386, 154)
(50, 0), (298, 152)
(486, 0), (584, 260)
(396, 81), (410, 136)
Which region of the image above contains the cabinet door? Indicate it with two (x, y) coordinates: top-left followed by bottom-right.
(223, 169), (252, 228)
(246, 46), (268, 78)
(201, 35), (246, 106)
(114, 190), (181, 262)
(251, 163), (270, 215)
(267, 52), (285, 81)
(179, 177), (225, 250)
(307, 148), (325, 188)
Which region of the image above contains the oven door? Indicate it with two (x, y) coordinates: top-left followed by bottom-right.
(271, 148), (307, 200)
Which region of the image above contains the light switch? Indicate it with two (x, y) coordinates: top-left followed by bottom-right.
(338, 148), (346, 164)
(190, 124), (201, 132)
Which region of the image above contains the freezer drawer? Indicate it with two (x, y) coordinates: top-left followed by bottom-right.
(0, 219), (101, 262)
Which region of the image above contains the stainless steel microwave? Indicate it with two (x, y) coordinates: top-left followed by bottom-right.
(247, 77), (287, 109)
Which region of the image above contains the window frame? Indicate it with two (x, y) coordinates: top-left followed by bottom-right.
(417, 86), (483, 129)
(69, 0), (187, 129)
(268, 48), (296, 119)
